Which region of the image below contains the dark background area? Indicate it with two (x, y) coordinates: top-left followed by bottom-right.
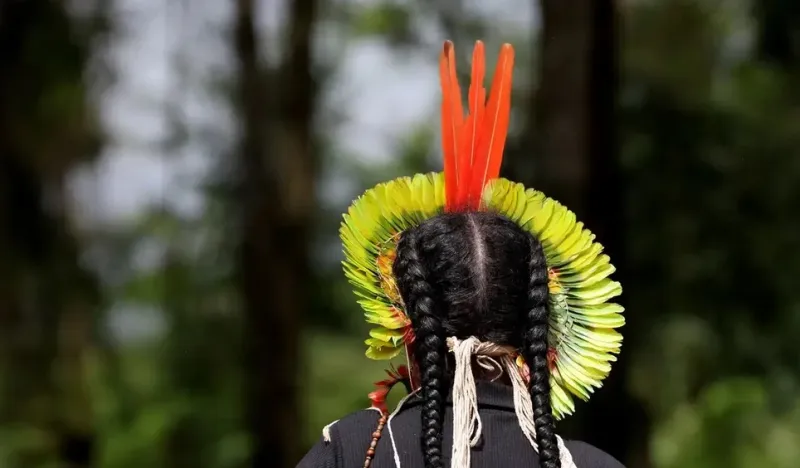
(0, 0), (798, 467)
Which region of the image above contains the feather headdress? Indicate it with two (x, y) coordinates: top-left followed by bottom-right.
(340, 41), (624, 419)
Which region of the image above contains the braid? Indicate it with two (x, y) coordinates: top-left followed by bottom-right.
(523, 236), (560, 468)
(394, 231), (446, 468)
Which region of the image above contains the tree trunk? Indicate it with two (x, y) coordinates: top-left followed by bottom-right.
(533, 0), (593, 211)
(0, 2), (101, 466)
(534, 0), (649, 465)
(0, 157), (59, 467)
(754, 0), (800, 68)
(235, 0), (318, 466)
(51, 221), (98, 468)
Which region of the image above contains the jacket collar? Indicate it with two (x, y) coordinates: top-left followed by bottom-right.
(403, 380), (516, 411)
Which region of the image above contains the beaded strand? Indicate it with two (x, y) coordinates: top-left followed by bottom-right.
(363, 412), (388, 467)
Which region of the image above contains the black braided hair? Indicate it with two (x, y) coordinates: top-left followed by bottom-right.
(393, 211), (557, 468)
(523, 236), (560, 468)
(394, 228), (446, 468)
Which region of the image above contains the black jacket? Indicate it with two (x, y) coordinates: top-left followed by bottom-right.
(298, 382), (625, 467)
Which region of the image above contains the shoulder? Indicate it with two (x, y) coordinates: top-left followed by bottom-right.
(297, 409), (385, 468)
(564, 440), (626, 468)
(326, 408), (386, 440)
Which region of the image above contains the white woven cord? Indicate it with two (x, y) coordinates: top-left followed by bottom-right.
(446, 336), (577, 468)
(389, 391), (419, 468)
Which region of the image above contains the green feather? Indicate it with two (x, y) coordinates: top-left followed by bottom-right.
(341, 174), (625, 419)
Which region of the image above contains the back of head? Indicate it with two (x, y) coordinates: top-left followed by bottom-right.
(393, 211), (559, 468)
(335, 40), (623, 468)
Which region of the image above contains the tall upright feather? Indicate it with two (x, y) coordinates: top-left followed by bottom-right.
(439, 41), (464, 211)
(439, 41), (514, 211)
(470, 43), (514, 206)
(457, 41), (487, 209)
(439, 46), (457, 210)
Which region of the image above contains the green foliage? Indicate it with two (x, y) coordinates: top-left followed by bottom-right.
(620, 1), (800, 465)
(350, 2), (413, 45)
(90, 345), (251, 468)
(0, 425), (59, 468)
(3, 0), (800, 467)
(302, 333), (405, 446)
(652, 378), (800, 468)
(36, 333), (392, 466)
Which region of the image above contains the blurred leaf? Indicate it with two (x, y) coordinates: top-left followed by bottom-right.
(303, 332), (406, 447)
(652, 378), (800, 468)
(350, 3), (414, 46)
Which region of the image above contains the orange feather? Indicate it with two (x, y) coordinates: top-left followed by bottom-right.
(457, 41), (487, 209)
(470, 43), (514, 207)
(446, 43), (470, 210)
(438, 41), (514, 211)
(439, 45), (458, 210)
(439, 41), (464, 210)
(465, 41), (485, 168)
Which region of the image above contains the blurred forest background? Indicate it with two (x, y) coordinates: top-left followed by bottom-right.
(0, 0), (799, 467)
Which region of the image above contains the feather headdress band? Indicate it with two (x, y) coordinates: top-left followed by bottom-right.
(339, 41), (624, 418)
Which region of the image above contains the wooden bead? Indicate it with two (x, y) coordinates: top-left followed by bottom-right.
(362, 412), (388, 466)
